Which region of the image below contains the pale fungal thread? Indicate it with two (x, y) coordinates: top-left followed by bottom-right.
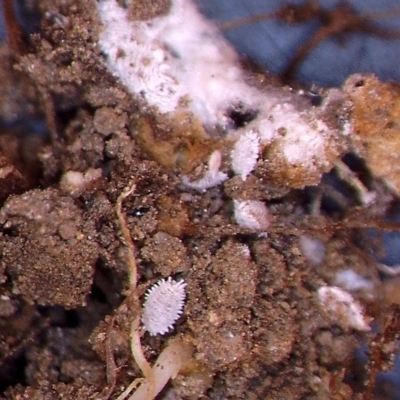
(96, 0), (346, 192)
(96, 0), (256, 125)
(142, 277), (187, 336)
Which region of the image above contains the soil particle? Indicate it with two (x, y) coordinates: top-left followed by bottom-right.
(224, 174), (290, 201)
(93, 107), (128, 137)
(315, 329), (356, 366)
(104, 129), (136, 163)
(0, 152), (30, 203)
(0, 295), (18, 318)
(251, 298), (296, 366)
(187, 240), (256, 369)
(141, 231), (190, 276)
(4, 383), (98, 399)
(252, 239), (289, 295)
(0, 188), (98, 308)
(123, 0), (171, 21)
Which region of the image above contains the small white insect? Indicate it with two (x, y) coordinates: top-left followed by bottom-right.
(233, 199), (270, 231)
(317, 286), (371, 332)
(231, 130), (260, 180)
(182, 150), (228, 192)
(142, 277), (187, 336)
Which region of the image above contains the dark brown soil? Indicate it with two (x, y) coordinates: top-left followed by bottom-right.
(0, 1), (398, 399)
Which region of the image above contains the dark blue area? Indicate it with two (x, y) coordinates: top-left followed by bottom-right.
(196, 0), (400, 87)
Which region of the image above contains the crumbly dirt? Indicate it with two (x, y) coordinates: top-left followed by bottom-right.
(0, 1), (399, 399)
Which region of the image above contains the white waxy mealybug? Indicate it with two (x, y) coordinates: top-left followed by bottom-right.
(182, 150), (228, 192)
(142, 277), (187, 336)
(317, 286), (371, 332)
(231, 130), (260, 181)
(233, 199), (270, 231)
